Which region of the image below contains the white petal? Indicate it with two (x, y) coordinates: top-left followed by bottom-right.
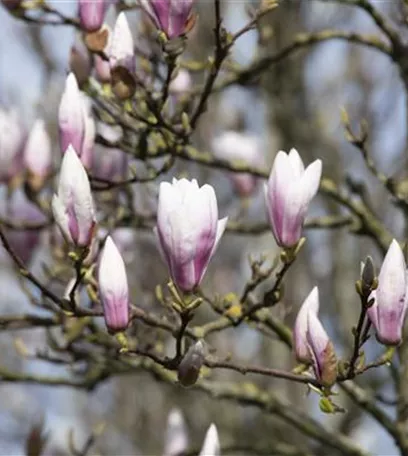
(51, 194), (72, 243)
(80, 95), (95, 168)
(109, 12), (134, 70)
(210, 216), (228, 257)
(287, 148), (304, 177)
(377, 239), (406, 311)
(299, 159), (322, 205)
(307, 311), (329, 360)
(268, 151), (293, 201)
(58, 145), (95, 245)
(294, 287), (320, 362)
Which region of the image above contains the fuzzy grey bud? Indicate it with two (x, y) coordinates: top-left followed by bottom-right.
(361, 256), (376, 293)
(177, 340), (205, 387)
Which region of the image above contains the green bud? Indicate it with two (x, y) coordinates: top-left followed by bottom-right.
(319, 397), (335, 414)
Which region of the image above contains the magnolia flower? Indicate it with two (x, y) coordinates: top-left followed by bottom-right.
(306, 311), (337, 387)
(294, 287), (337, 386)
(78, 0), (107, 32)
(163, 409), (189, 456)
(140, 0), (196, 39)
(109, 12), (136, 99)
(0, 108), (24, 184)
(293, 287), (319, 364)
(24, 119), (52, 190)
(212, 131), (263, 197)
(265, 148), (322, 248)
(109, 12), (135, 73)
(52, 145), (96, 247)
(199, 424), (220, 456)
(368, 239), (408, 345)
(177, 340), (205, 386)
(154, 178), (227, 292)
(58, 73), (95, 168)
(98, 236), (130, 333)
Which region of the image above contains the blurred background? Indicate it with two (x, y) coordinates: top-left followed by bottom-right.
(0, 0), (406, 454)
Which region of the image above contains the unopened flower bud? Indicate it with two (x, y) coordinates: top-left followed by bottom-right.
(163, 408), (188, 456)
(199, 424), (220, 456)
(98, 236), (130, 333)
(78, 0), (107, 33)
(58, 73), (95, 168)
(23, 119), (52, 192)
(140, 0), (197, 40)
(52, 145), (96, 248)
(265, 149), (322, 247)
(306, 312), (337, 387)
(293, 287), (319, 364)
(109, 13), (136, 100)
(177, 340), (205, 387)
(368, 239), (408, 345)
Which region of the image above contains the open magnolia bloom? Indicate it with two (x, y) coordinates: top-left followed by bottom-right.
(265, 148), (322, 248)
(154, 178), (227, 292)
(108, 12), (136, 99)
(52, 145), (96, 248)
(368, 239), (408, 346)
